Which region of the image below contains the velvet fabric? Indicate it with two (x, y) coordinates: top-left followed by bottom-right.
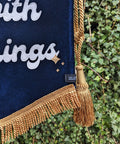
(0, 0), (74, 119)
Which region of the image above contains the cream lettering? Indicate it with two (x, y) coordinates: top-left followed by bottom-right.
(0, 39), (60, 70)
(0, 0), (42, 21)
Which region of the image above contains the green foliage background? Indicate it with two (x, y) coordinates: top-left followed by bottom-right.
(2, 0), (120, 143)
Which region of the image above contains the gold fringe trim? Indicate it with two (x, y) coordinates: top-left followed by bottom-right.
(0, 84), (80, 144)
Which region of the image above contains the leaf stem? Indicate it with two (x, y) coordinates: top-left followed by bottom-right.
(82, 62), (108, 83)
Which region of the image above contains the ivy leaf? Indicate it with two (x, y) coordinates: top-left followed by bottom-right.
(112, 57), (117, 62)
(88, 70), (93, 77)
(116, 24), (120, 31)
(99, 59), (104, 65)
(83, 56), (90, 63)
(96, 67), (104, 73)
(113, 0), (119, 5)
(94, 76), (100, 81)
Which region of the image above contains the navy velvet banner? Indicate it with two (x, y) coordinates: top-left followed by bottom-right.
(0, 0), (74, 119)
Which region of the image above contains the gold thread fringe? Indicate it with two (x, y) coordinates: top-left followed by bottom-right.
(0, 84), (80, 144)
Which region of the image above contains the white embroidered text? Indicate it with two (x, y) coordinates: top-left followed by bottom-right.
(0, 39), (60, 69)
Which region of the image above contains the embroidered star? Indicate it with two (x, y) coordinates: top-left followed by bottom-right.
(52, 55), (60, 64)
(61, 62), (65, 65)
(56, 69), (60, 72)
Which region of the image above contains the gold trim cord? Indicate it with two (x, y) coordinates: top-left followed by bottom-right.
(73, 0), (95, 127)
(0, 84), (80, 144)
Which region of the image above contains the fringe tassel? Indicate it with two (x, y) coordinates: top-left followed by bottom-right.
(0, 84), (80, 144)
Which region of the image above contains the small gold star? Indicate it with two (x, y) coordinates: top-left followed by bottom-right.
(56, 69), (60, 72)
(51, 55), (60, 64)
(61, 62), (65, 65)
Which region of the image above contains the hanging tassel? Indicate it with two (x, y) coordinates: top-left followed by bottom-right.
(73, 0), (95, 127)
(73, 65), (95, 127)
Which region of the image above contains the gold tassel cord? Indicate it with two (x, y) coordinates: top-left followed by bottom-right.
(73, 0), (95, 126)
(0, 84), (81, 144)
